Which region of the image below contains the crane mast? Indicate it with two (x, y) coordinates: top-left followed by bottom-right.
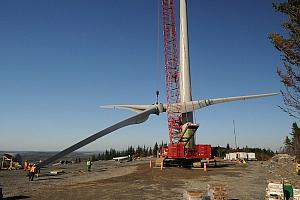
(162, 0), (197, 147)
(162, 0), (182, 144)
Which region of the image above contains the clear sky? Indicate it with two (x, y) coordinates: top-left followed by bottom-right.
(0, 0), (296, 152)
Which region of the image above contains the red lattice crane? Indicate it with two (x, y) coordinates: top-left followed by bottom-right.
(161, 0), (211, 164)
(162, 0), (182, 145)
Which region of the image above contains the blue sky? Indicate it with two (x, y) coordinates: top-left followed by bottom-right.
(0, 0), (296, 151)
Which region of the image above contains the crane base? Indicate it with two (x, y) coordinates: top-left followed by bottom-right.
(160, 143), (211, 159)
(153, 158), (208, 168)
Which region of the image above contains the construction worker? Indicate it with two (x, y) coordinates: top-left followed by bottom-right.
(23, 160), (28, 171)
(86, 159), (92, 172)
(214, 156), (217, 167)
(36, 165), (40, 177)
(29, 164), (37, 181)
(26, 162), (31, 171)
(27, 164), (32, 180)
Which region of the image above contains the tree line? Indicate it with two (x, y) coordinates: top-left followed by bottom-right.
(78, 141), (167, 162)
(73, 141), (275, 163)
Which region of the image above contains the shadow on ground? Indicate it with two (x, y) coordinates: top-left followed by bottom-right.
(2, 195), (30, 200)
(35, 177), (64, 181)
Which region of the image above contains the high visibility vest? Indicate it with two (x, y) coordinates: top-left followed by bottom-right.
(30, 166), (36, 173)
(87, 161), (91, 166)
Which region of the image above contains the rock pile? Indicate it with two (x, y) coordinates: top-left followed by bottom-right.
(266, 154), (299, 188)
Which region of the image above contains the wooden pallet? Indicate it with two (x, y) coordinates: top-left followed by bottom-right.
(207, 184), (228, 200)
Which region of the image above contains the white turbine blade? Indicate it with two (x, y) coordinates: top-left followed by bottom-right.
(100, 104), (156, 113)
(176, 93), (278, 113)
(38, 106), (158, 167)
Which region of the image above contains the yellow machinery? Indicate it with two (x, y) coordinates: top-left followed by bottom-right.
(296, 162), (300, 175)
(1, 153), (22, 170)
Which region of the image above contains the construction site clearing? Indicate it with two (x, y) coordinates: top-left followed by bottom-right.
(0, 154), (299, 200)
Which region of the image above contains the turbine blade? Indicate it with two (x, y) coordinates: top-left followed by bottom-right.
(38, 106), (158, 167)
(177, 93), (278, 113)
(100, 104), (155, 113)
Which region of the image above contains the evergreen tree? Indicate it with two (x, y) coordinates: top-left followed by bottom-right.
(153, 142), (159, 157)
(284, 135), (292, 154)
(105, 150), (110, 160)
(141, 145), (147, 157)
(110, 148), (116, 158)
(291, 122), (300, 160)
(128, 146), (135, 155)
(226, 143), (230, 151)
(91, 154), (96, 161)
(149, 147), (153, 156)
(136, 145), (142, 157)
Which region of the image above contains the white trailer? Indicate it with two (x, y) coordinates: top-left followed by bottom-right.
(225, 152), (256, 161)
(247, 153), (256, 160)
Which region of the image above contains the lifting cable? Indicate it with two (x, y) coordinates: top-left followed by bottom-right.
(192, 101), (197, 123)
(155, 0), (161, 99)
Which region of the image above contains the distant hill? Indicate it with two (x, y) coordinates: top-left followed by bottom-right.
(0, 151), (103, 163)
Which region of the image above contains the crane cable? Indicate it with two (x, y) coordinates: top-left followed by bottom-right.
(192, 101), (197, 123)
(155, 0), (161, 100)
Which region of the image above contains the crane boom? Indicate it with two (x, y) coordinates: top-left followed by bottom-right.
(162, 0), (182, 144)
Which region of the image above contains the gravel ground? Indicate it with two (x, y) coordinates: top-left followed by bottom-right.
(0, 159), (140, 199)
(0, 157), (299, 200)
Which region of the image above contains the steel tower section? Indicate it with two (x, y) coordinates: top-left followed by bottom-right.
(162, 0), (182, 144)
(179, 0), (193, 118)
(179, 0), (195, 147)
